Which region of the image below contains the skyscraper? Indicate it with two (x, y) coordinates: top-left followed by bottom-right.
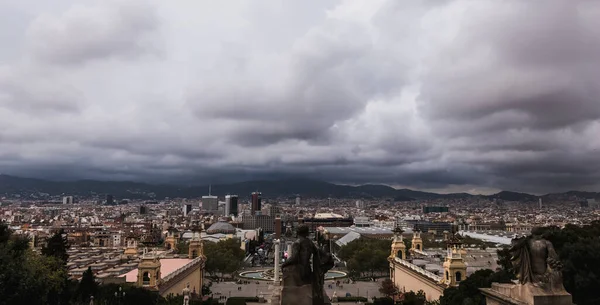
(202, 196), (218, 212)
(182, 203), (193, 216)
(225, 195), (239, 216)
(202, 185), (218, 212)
(251, 192), (262, 216)
(106, 194), (114, 205)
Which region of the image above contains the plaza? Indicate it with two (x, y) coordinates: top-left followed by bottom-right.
(210, 280), (384, 301)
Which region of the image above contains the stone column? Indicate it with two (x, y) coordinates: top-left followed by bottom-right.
(286, 242), (293, 258)
(271, 239), (282, 304)
(274, 239), (281, 284)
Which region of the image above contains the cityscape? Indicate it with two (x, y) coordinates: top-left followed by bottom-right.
(1, 1), (600, 305)
(1, 176), (599, 304)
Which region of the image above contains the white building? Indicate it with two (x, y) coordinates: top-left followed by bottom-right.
(62, 196), (74, 204)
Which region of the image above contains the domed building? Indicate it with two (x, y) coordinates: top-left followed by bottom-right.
(206, 220), (237, 235)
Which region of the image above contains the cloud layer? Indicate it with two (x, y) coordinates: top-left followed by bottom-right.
(1, 0), (599, 194)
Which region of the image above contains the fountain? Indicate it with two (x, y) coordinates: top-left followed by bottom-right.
(238, 269), (348, 281)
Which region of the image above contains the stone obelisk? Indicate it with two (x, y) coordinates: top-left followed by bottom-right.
(271, 239), (282, 304)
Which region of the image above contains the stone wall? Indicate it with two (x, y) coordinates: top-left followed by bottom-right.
(390, 258), (445, 301)
(159, 261), (204, 297)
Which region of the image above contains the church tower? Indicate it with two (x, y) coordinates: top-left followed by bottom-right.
(164, 226), (179, 251)
(390, 226), (406, 259)
(124, 234), (138, 256)
(137, 249), (161, 289)
(188, 223), (204, 259)
(442, 234), (467, 287)
(411, 229), (423, 252)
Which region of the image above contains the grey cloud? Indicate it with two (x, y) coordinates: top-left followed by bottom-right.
(1, 0), (600, 194)
(26, 0), (160, 65)
(0, 69), (83, 114)
(187, 19), (405, 146)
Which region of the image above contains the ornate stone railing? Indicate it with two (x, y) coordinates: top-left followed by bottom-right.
(394, 257), (442, 282)
(161, 256), (204, 284)
(411, 249), (428, 256)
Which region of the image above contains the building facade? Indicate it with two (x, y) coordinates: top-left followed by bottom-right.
(251, 192), (262, 216)
(225, 195), (239, 217)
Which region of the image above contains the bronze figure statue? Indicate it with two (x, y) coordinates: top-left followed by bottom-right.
(281, 225), (333, 305)
(509, 229), (565, 292)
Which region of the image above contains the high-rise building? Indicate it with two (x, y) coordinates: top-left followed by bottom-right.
(275, 216), (282, 239)
(62, 196), (74, 204)
(139, 205), (148, 215)
(182, 203), (193, 216)
(225, 195), (239, 216)
(106, 194), (114, 205)
(202, 185), (218, 212)
(295, 196), (301, 205)
(242, 214), (275, 233)
(268, 204), (279, 217)
(202, 196), (218, 212)
(251, 192), (262, 216)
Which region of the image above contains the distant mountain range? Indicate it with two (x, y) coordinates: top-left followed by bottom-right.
(1, 174), (599, 202)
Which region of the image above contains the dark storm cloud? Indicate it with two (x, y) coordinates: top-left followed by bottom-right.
(1, 0), (599, 194)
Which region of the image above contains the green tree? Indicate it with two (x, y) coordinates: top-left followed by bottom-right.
(204, 239), (246, 278)
(177, 240), (189, 255)
(0, 223), (69, 305)
(75, 267), (98, 303)
(532, 222), (600, 305)
(402, 290), (426, 305)
(439, 269), (512, 305)
(496, 247), (513, 274)
(41, 229), (70, 264)
(202, 281), (213, 296)
(379, 278), (399, 297)
(373, 297), (394, 305)
(337, 238), (391, 278)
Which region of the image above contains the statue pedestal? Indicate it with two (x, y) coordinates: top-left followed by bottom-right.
(280, 284), (331, 305)
(481, 283), (573, 305)
(281, 284), (313, 305)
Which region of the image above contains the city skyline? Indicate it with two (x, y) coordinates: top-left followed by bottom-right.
(1, 1), (600, 194)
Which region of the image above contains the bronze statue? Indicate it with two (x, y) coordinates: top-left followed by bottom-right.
(510, 229), (564, 291)
(281, 225), (333, 305)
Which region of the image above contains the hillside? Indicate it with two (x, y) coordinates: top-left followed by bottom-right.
(4, 174), (593, 202)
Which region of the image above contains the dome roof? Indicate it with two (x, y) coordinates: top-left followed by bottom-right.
(206, 221), (236, 235)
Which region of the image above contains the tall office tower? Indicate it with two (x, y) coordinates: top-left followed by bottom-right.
(202, 196), (218, 212)
(139, 205), (148, 215)
(62, 196), (74, 204)
(295, 196), (301, 206)
(539, 198), (543, 209)
(275, 216), (282, 239)
(251, 192), (262, 215)
(225, 195), (239, 216)
(106, 194), (114, 205)
(202, 185), (218, 212)
(183, 203), (193, 216)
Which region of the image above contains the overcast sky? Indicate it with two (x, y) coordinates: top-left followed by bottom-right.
(1, 0), (599, 194)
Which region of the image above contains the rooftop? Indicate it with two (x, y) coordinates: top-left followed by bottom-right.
(120, 258), (192, 282)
